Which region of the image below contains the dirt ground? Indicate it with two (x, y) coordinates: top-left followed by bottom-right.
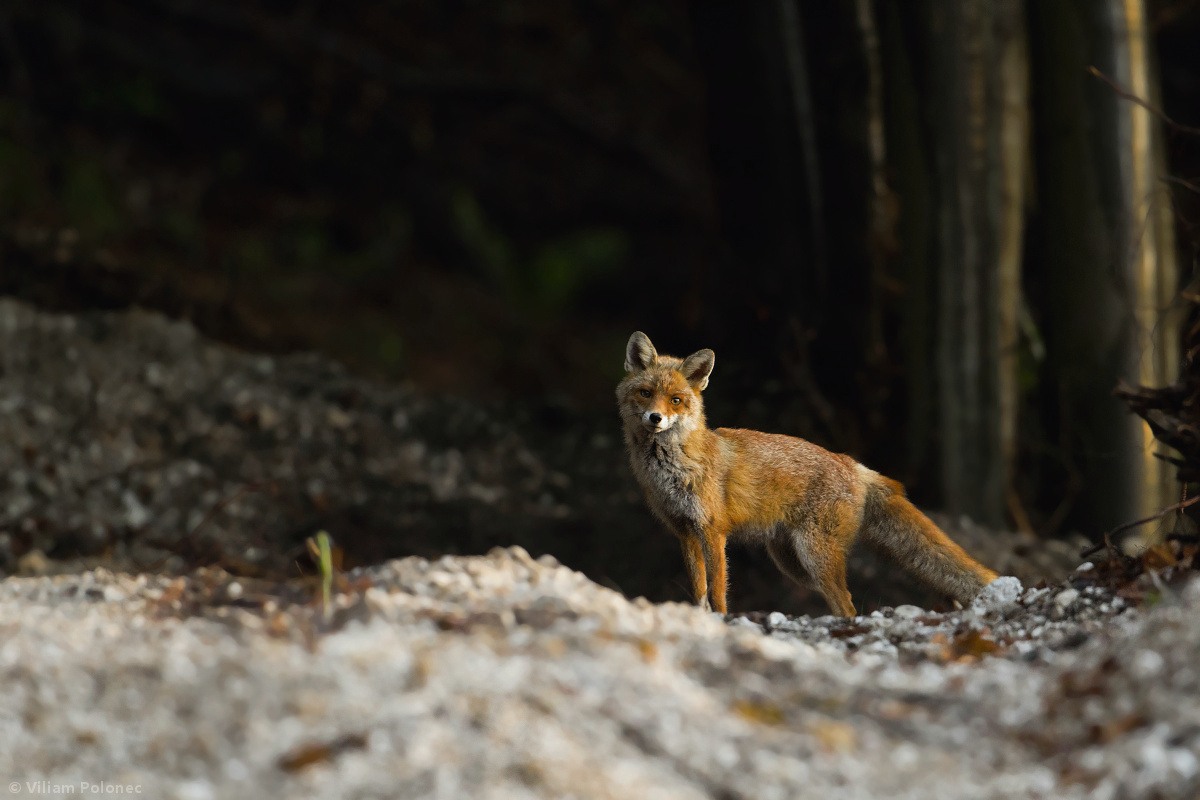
(0, 299), (1082, 616)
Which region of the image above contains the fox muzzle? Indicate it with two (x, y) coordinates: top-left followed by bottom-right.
(642, 410), (674, 433)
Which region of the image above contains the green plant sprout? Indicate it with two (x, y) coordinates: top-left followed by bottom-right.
(306, 530), (335, 621)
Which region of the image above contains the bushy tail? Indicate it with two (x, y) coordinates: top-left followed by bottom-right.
(861, 476), (998, 603)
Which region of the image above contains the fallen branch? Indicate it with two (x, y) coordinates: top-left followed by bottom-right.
(1081, 494), (1200, 558)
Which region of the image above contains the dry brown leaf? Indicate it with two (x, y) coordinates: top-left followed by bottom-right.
(733, 700), (785, 726)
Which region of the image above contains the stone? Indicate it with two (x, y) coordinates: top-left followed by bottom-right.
(971, 576), (1024, 614)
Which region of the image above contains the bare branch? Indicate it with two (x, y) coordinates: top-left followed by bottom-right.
(1088, 65), (1200, 137)
(1162, 175), (1200, 196)
(1081, 493), (1200, 557)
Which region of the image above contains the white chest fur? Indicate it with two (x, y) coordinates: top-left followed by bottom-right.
(630, 437), (707, 528)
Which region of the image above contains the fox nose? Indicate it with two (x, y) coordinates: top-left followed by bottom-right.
(648, 412), (663, 425)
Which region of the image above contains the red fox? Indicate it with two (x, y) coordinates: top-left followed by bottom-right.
(617, 331), (999, 617)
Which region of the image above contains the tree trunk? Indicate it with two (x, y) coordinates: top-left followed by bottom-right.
(1029, 0), (1180, 539)
(1109, 0), (1182, 538)
(878, 0), (933, 488)
(778, 0), (827, 303)
(925, 0), (1029, 528)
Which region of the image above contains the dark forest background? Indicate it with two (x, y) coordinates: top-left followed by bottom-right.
(3, 0), (1200, 561)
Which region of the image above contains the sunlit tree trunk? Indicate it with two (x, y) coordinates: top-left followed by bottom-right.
(1111, 0), (1182, 537)
(1030, 0), (1180, 539)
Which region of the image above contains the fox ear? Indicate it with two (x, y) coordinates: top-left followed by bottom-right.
(624, 331), (658, 372)
(680, 349), (715, 391)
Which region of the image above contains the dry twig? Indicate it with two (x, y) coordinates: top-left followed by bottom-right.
(1081, 494), (1200, 558)
(1087, 65), (1200, 137)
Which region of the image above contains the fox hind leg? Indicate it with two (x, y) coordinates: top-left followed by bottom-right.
(808, 545), (856, 618)
(780, 527), (857, 617)
(766, 534), (814, 589)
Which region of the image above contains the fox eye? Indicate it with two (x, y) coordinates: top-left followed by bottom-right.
(671, 397), (681, 405)
(639, 389), (652, 398)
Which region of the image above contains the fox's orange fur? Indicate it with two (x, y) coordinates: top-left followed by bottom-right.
(617, 331), (999, 617)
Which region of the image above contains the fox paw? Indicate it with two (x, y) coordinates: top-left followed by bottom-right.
(699, 596), (713, 612)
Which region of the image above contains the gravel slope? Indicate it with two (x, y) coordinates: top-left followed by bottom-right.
(0, 548), (1197, 800)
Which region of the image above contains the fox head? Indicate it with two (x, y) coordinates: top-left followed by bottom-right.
(616, 331), (715, 437)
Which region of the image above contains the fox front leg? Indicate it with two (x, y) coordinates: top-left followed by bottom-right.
(699, 527), (729, 613)
(677, 534), (709, 610)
